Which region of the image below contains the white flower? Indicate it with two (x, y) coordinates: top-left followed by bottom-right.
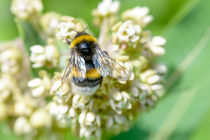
(30, 45), (45, 68)
(92, 0), (120, 27)
(56, 22), (77, 42)
(0, 47), (22, 75)
(78, 111), (101, 139)
(141, 33), (166, 57)
(56, 16), (84, 43)
(45, 44), (60, 66)
(48, 102), (68, 120)
(30, 109), (52, 128)
(68, 107), (77, 118)
(30, 42), (60, 68)
(109, 91), (132, 114)
(0, 74), (20, 102)
(14, 100), (34, 116)
(114, 115), (127, 124)
(113, 20), (141, 44)
(50, 73), (70, 97)
(28, 74), (51, 97)
(28, 78), (45, 97)
(140, 70), (160, 84)
(40, 12), (61, 36)
(149, 36), (166, 56)
(72, 95), (93, 110)
(14, 117), (32, 135)
(105, 115), (130, 133)
(122, 6), (153, 27)
(155, 63), (167, 74)
(112, 61), (134, 84)
(11, 0), (43, 19)
(95, 0), (120, 16)
(80, 125), (102, 139)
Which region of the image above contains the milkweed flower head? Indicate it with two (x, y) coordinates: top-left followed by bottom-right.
(56, 16), (85, 43)
(92, 0), (120, 27)
(30, 39), (60, 68)
(40, 12), (61, 37)
(1, 0), (167, 139)
(49, 0), (166, 139)
(11, 0), (43, 20)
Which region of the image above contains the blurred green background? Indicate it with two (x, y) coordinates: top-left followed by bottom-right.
(1, 0), (210, 140)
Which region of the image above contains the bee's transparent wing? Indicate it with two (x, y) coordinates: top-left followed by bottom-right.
(93, 47), (127, 77)
(62, 57), (74, 84)
(74, 53), (86, 80)
(62, 53), (86, 84)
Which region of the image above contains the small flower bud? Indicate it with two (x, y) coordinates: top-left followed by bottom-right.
(112, 20), (141, 46)
(14, 117), (32, 135)
(30, 109), (52, 128)
(122, 6), (153, 27)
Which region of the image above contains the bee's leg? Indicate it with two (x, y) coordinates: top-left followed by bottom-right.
(102, 51), (108, 55)
(102, 51), (110, 57)
(66, 39), (71, 45)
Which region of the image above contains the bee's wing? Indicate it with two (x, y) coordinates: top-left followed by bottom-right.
(62, 53), (86, 84)
(93, 47), (127, 77)
(74, 53), (86, 80)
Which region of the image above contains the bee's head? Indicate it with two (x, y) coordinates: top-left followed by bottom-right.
(70, 32), (97, 58)
(76, 41), (94, 55)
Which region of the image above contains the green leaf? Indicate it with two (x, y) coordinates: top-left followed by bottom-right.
(0, 0), (18, 41)
(15, 19), (45, 54)
(120, 0), (201, 34)
(113, 0), (210, 139)
(0, 122), (22, 140)
(15, 19), (45, 77)
(189, 109), (210, 140)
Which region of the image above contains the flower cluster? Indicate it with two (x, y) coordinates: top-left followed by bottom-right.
(30, 39), (60, 68)
(0, 0), (167, 139)
(112, 20), (141, 46)
(40, 12), (61, 37)
(122, 6), (153, 27)
(56, 16), (84, 43)
(0, 44), (23, 75)
(11, 0), (43, 20)
(0, 40), (55, 137)
(47, 0), (167, 139)
(92, 0), (120, 27)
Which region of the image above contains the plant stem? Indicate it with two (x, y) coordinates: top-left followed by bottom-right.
(98, 18), (109, 48)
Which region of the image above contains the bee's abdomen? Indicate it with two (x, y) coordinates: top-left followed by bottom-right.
(72, 76), (102, 87)
(72, 62), (102, 87)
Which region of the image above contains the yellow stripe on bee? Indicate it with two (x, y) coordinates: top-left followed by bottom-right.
(70, 35), (97, 48)
(72, 67), (101, 79)
(86, 68), (101, 79)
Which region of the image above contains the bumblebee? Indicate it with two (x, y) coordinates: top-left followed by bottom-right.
(62, 32), (127, 95)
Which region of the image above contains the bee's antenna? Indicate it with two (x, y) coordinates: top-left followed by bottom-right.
(83, 25), (88, 32)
